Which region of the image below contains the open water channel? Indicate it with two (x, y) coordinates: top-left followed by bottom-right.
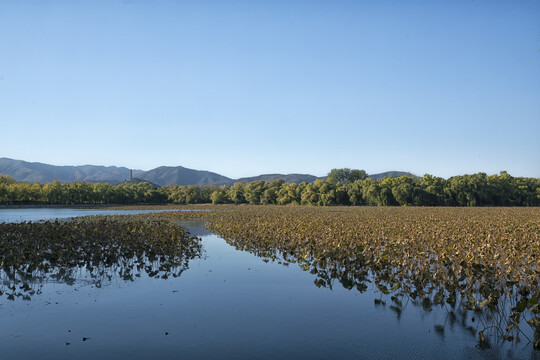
(0, 208), (537, 359)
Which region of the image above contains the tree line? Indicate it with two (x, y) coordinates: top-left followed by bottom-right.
(0, 169), (538, 206)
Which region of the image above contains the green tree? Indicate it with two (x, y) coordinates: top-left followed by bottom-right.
(0, 174), (16, 185)
(244, 180), (266, 205)
(276, 183), (300, 205)
(318, 181), (336, 206)
(348, 179), (368, 205)
(392, 183), (415, 206)
(301, 180), (323, 205)
(327, 168), (368, 184)
(261, 188), (277, 205)
(185, 185), (202, 204)
(226, 182), (246, 204)
(210, 189), (227, 204)
(199, 185), (218, 203)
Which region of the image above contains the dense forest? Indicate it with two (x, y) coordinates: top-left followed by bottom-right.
(0, 169), (538, 206)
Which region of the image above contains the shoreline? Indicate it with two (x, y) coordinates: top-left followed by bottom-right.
(0, 204), (123, 209)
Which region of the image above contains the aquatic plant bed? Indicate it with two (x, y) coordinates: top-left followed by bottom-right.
(145, 205), (540, 349)
(0, 216), (202, 299)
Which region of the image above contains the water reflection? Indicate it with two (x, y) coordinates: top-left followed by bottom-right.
(174, 220), (213, 237)
(0, 208), (183, 223)
(0, 214), (538, 359)
(219, 232), (539, 353)
(0, 216), (203, 301)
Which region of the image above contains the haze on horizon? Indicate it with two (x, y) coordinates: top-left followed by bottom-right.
(1, 0), (539, 179)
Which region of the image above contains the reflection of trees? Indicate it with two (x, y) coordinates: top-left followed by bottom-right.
(0, 216), (202, 300)
(218, 230), (539, 351)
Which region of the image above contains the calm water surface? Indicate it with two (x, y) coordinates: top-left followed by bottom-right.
(0, 210), (537, 359)
(0, 207), (181, 223)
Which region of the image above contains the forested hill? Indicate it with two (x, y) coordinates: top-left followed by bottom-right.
(0, 158), (413, 186)
(138, 166), (232, 186)
(236, 174), (319, 184)
(0, 158), (133, 184)
(235, 172), (413, 183)
(0, 158), (233, 185)
(370, 171), (415, 180)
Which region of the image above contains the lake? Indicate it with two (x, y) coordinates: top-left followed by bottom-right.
(0, 207), (183, 223)
(0, 208), (537, 359)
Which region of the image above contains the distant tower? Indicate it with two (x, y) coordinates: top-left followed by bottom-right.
(129, 169), (133, 180)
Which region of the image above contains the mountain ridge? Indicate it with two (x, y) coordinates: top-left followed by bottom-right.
(0, 157), (413, 186)
(0, 158), (133, 185)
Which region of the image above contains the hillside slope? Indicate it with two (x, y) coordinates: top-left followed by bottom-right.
(138, 166), (232, 186)
(370, 171), (417, 180)
(0, 158), (131, 184)
(0, 157), (415, 186)
(235, 173), (320, 184)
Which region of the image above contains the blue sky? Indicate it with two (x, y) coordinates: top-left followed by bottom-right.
(1, 0), (539, 179)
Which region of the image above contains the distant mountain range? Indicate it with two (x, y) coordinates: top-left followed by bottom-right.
(236, 173), (320, 184)
(139, 166), (232, 186)
(0, 158), (132, 184)
(0, 158), (413, 186)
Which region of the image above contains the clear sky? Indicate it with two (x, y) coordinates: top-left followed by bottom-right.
(1, 0), (539, 179)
